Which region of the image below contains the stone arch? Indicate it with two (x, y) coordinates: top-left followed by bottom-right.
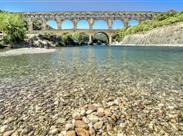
(77, 20), (89, 29)
(61, 20), (74, 29)
(46, 19), (57, 30)
(93, 20), (108, 29)
(128, 19), (139, 27)
(112, 20), (124, 29)
(93, 32), (109, 45)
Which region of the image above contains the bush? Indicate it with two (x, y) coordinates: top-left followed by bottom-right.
(61, 32), (87, 46)
(0, 12), (26, 44)
(33, 19), (42, 30)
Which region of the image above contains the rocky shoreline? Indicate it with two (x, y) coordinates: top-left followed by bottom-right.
(111, 43), (183, 47)
(115, 22), (183, 45)
(0, 33), (84, 49)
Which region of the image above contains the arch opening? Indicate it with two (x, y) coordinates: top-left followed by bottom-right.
(128, 19), (139, 27)
(61, 20), (74, 29)
(93, 20), (108, 30)
(112, 20), (124, 29)
(93, 32), (109, 45)
(77, 20), (89, 29)
(46, 20), (57, 30)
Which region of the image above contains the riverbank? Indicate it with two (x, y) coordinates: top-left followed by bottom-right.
(0, 48), (56, 57)
(111, 43), (183, 47)
(115, 22), (183, 45)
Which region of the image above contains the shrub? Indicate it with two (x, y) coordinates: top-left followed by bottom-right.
(33, 19), (42, 30)
(0, 12), (26, 44)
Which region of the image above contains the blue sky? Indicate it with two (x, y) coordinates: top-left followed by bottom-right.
(0, 0), (183, 12)
(1, 0), (183, 29)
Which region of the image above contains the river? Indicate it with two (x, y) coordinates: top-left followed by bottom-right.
(0, 46), (183, 135)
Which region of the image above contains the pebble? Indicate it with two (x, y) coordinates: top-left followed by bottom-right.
(88, 105), (98, 111)
(66, 130), (76, 136)
(104, 109), (112, 117)
(75, 128), (89, 136)
(94, 121), (103, 130)
(80, 109), (86, 116)
(89, 127), (95, 136)
(97, 108), (105, 117)
(72, 112), (81, 120)
(49, 127), (59, 135)
(74, 120), (89, 129)
(82, 117), (90, 124)
(87, 114), (99, 123)
(11, 131), (19, 136)
(65, 123), (74, 131)
(3, 130), (14, 136)
(56, 118), (66, 124)
(0, 125), (8, 133)
(22, 127), (33, 134)
(4, 117), (14, 124)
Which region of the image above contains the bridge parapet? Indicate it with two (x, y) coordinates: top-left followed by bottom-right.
(23, 11), (160, 19)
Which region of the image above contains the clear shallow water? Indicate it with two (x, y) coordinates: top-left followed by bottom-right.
(0, 46), (183, 92)
(0, 46), (183, 135)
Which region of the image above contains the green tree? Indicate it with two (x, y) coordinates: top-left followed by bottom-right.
(72, 32), (82, 43)
(0, 12), (26, 45)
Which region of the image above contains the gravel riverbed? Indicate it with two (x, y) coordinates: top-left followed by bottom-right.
(0, 46), (183, 136)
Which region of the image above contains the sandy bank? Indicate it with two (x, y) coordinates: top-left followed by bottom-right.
(0, 48), (56, 57)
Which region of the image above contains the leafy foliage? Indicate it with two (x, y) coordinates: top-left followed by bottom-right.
(114, 10), (183, 41)
(61, 32), (88, 46)
(33, 19), (42, 30)
(0, 12), (26, 44)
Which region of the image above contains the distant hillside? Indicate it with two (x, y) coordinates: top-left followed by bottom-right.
(120, 22), (183, 44)
(114, 10), (183, 44)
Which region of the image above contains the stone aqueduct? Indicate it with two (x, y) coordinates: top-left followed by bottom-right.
(23, 11), (160, 44)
